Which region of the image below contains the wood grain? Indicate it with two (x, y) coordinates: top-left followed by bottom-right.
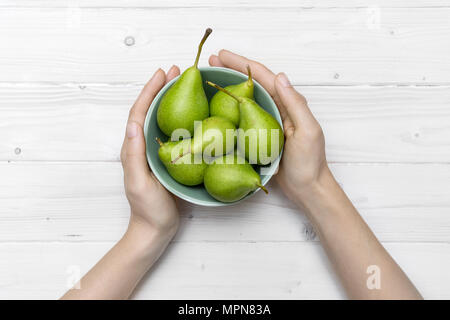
(0, 1), (449, 300)
(0, 8), (449, 83)
(2, 0), (448, 8)
(1, 84), (449, 162)
(0, 161), (449, 243)
(0, 241), (448, 299)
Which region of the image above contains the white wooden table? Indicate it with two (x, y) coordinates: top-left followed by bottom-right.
(0, 0), (449, 299)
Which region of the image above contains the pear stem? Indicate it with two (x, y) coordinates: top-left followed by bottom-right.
(194, 28), (212, 68)
(258, 184), (269, 194)
(170, 145), (191, 164)
(155, 137), (164, 147)
(246, 65), (253, 84)
(206, 81), (241, 102)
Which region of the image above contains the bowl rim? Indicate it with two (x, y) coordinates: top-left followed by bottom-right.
(143, 66), (284, 207)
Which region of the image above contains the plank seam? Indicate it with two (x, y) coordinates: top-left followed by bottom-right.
(1, 6), (450, 9)
(0, 240), (448, 244)
(1, 82), (450, 88)
(4, 160), (450, 165)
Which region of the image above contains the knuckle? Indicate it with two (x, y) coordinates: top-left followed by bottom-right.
(120, 141), (129, 163)
(126, 178), (149, 198)
(313, 125), (324, 137)
(120, 148), (126, 164)
(306, 125), (324, 140)
(253, 60), (266, 70)
(295, 93), (308, 106)
(300, 95), (308, 106)
(128, 107), (137, 120)
(246, 59), (266, 74)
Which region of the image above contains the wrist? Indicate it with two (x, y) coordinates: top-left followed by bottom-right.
(295, 166), (340, 214)
(122, 216), (177, 260)
(129, 212), (179, 239)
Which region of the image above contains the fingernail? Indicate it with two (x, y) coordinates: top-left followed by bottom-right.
(150, 68), (163, 81)
(278, 73), (292, 88)
(167, 65), (177, 75)
(127, 122), (138, 138)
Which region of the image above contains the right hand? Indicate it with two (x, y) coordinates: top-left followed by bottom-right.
(209, 50), (330, 207)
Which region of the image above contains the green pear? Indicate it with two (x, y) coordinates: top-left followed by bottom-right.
(172, 116), (236, 163)
(191, 116), (236, 157)
(209, 65), (254, 126)
(156, 137), (207, 186)
(204, 154), (268, 203)
(206, 82), (284, 165)
(157, 28), (212, 137)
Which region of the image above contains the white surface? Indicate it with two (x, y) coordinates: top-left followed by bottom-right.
(0, 1), (449, 299)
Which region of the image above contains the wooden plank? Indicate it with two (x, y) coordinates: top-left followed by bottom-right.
(1, 0), (448, 8)
(0, 162), (449, 243)
(0, 8), (449, 83)
(1, 84), (449, 162)
(311, 86), (450, 162)
(0, 83), (129, 162)
(0, 241), (447, 299)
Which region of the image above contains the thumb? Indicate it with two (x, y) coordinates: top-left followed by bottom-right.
(122, 121), (151, 187)
(274, 73), (317, 129)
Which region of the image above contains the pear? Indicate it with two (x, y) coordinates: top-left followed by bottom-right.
(191, 116), (236, 157)
(206, 81), (284, 165)
(204, 154), (268, 203)
(156, 137), (207, 186)
(172, 116), (236, 163)
(209, 65), (254, 126)
(157, 28), (212, 137)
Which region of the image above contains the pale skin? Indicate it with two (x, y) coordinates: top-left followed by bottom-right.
(62, 50), (422, 300)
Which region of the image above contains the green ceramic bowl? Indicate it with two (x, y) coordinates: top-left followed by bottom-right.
(144, 66), (283, 206)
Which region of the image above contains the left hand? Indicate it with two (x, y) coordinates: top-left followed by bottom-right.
(120, 66), (181, 240)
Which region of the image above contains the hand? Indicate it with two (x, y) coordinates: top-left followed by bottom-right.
(120, 66), (181, 241)
(209, 50), (330, 208)
(210, 51), (423, 300)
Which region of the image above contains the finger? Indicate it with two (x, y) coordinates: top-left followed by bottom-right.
(129, 68), (166, 127)
(208, 54), (225, 67)
(217, 49), (277, 97)
(166, 65), (181, 83)
(274, 72), (317, 128)
(122, 121), (152, 188)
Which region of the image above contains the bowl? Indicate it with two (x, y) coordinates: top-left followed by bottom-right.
(144, 66), (283, 206)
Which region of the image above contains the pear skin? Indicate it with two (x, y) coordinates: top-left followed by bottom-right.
(206, 81), (284, 165)
(191, 116), (236, 158)
(157, 138), (207, 186)
(210, 65), (254, 126)
(204, 154), (268, 202)
(157, 28), (212, 137)
(237, 97), (284, 165)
